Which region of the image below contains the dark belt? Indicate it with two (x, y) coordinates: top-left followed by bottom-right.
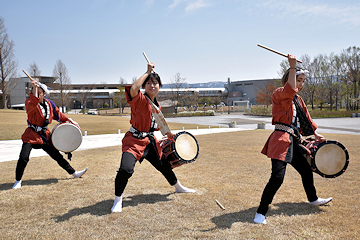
(27, 120), (49, 144)
(129, 126), (154, 139)
(274, 122), (302, 141)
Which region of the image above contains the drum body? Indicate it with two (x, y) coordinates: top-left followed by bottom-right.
(160, 131), (199, 168)
(307, 140), (349, 178)
(51, 123), (82, 153)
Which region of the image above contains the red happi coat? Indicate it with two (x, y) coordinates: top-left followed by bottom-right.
(261, 82), (318, 161)
(122, 85), (163, 161)
(21, 93), (69, 145)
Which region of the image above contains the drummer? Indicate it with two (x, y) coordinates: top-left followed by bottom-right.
(253, 54), (332, 224)
(12, 78), (87, 189)
(111, 62), (195, 213)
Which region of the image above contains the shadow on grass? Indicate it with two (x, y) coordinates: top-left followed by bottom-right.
(206, 202), (327, 230)
(52, 193), (173, 222)
(0, 178), (59, 191)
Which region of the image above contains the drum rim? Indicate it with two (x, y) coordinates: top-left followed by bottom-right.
(172, 131), (199, 163)
(310, 140), (349, 178)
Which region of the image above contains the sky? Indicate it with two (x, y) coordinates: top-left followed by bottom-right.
(1, 0), (360, 85)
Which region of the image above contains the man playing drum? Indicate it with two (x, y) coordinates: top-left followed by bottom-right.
(253, 54), (332, 224)
(12, 78), (87, 189)
(111, 62), (195, 213)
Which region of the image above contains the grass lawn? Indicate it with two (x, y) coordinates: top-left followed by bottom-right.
(0, 109), (359, 239)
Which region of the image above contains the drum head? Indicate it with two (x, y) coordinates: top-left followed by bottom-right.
(174, 132), (199, 162)
(315, 142), (348, 177)
(52, 123), (82, 152)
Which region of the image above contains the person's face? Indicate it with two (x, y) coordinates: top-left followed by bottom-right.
(296, 73), (305, 91)
(145, 78), (160, 98)
(38, 88), (45, 102)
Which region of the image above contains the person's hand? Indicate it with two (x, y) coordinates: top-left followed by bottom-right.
(165, 132), (174, 139)
(288, 54), (297, 69)
(30, 78), (38, 88)
(314, 132), (325, 142)
(147, 63), (155, 74)
(68, 118), (81, 130)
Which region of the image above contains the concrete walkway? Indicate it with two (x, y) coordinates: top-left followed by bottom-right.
(0, 127), (247, 163)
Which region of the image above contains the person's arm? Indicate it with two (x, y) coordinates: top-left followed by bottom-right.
(130, 63), (154, 99)
(31, 78), (39, 98)
(287, 54), (297, 90)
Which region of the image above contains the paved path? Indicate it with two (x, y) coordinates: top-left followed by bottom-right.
(0, 128), (246, 163)
(1, 113), (359, 163)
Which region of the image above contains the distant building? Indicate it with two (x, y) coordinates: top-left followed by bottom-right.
(8, 76), (277, 111)
(9, 76), (57, 109)
(224, 77), (276, 105)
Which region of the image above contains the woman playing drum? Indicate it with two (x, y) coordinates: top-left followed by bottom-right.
(253, 54), (332, 224)
(12, 78), (87, 189)
(111, 62), (195, 213)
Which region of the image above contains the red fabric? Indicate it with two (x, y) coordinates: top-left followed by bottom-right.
(21, 93), (69, 144)
(261, 83), (318, 161)
(122, 85), (163, 161)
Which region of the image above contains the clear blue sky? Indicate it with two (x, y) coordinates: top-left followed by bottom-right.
(1, 0), (359, 84)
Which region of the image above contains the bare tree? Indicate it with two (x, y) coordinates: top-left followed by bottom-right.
(53, 60), (71, 112)
(112, 86), (127, 113)
(0, 17), (18, 109)
(111, 77), (128, 113)
(76, 88), (94, 114)
(132, 77), (137, 84)
(119, 77), (127, 85)
(28, 62), (41, 77)
(342, 46), (360, 110)
(169, 73), (187, 114)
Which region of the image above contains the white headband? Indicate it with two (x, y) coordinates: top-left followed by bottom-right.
(38, 82), (48, 94)
(296, 69), (309, 76)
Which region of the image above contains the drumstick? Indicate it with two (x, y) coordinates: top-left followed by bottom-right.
(22, 69), (39, 87)
(142, 52), (157, 73)
(215, 199), (226, 210)
(257, 44), (303, 63)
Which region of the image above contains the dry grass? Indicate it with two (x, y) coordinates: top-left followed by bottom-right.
(0, 109), (210, 140)
(1, 126), (359, 239)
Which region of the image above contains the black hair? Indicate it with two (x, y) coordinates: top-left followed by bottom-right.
(142, 73), (162, 88)
(281, 66), (303, 86)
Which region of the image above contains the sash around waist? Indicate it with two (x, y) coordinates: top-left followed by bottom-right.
(129, 126), (154, 139)
(274, 122), (301, 141)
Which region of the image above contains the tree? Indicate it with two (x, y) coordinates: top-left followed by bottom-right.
(342, 46), (360, 110)
(76, 88), (94, 114)
(255, 83), (276, 107)
(53, 60), (71, 112)
(169, 73), (187, 114)
(112, 86), (127, 113)
(28, 62), (41, 77)
(299, 54), (318, 109)
(111, 77), (127, 113)
(0, 17), (18, 109)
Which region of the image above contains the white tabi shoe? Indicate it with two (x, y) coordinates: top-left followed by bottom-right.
(72, 167), (88, 178)
(309, 197), (333, 206)
(12, 180), (22, 189)
(111, 195), (123, 213)
(174, 181), (195, 193)
(254, 213), (267, 224)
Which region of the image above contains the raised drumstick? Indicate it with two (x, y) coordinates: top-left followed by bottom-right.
(142, 52), (157, 73)
(22, 69), (39, 87)
(257, 44), (303, 63)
